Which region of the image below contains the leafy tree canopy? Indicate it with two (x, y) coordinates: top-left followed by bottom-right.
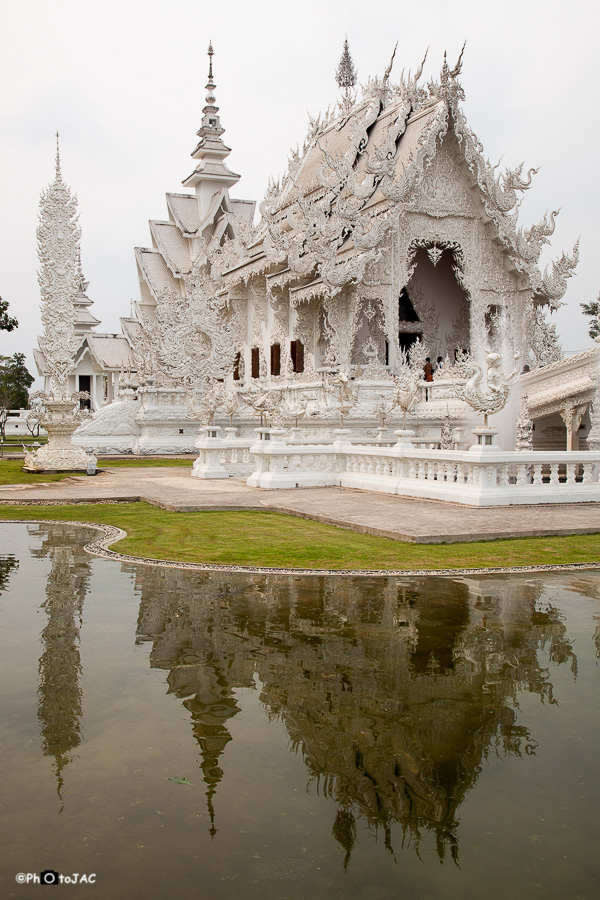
(580, 297), (600, 340)
(0, 353), (34, 412)
(0, 297), (18, 332)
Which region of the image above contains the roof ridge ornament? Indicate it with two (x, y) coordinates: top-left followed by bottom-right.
(335, 37), (357, 106)
(55, 131), (62, 182)
(433, 42), (466, 103)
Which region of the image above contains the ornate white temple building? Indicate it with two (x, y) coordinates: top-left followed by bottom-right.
(73, 42), (596, 458)
(34, 266), (133, 411)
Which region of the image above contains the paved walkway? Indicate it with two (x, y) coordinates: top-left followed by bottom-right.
(1, 466), (600, 543)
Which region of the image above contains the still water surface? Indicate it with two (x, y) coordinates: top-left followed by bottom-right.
(0, 523), (599, 899)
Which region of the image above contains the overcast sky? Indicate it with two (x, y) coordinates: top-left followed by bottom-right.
(1, 0), (599, 385)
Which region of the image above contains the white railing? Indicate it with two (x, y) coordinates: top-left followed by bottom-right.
(243, 434), (600, 506)
(191, 428), (254, 479)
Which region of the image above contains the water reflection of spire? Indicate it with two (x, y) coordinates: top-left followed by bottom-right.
(130, 566), (577, 863)
(137, 576), (242, 836)
(30, 524), (91, 809)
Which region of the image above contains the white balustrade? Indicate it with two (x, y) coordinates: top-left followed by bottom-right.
(191, 423), (600, 505)
(243, 438), (600, 506)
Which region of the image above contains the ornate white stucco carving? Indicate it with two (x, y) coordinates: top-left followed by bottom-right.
(392, 339), (428, 428)
(26, 142), (96, 472)
(440, 409), (455, 449)
(323, 372), (359, 426)
(515, 395), (534, 450)
(148, 264), (237, 396)
(453, 349), (519, 424)
(36, 143), (81, 398)
(531, 306), (562, 368)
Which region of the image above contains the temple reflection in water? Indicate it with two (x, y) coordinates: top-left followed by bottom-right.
(3, 522), (598, 897)
(127, 563), (576, 862)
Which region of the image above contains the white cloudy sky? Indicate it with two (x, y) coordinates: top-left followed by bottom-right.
(1, 0), (599, 384)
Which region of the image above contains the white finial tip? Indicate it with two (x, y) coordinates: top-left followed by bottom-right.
(55, 132), (62, 178)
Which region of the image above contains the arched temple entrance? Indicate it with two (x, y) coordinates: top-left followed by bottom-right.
(400, 244), (470, 362)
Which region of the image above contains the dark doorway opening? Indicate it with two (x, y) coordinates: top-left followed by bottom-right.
(270, 343), (281, 376)
(290, 340), (304, 374)
(78, 375), (91, 409)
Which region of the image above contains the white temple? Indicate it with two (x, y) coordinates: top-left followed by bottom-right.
(34, 265), (133, 411)
(72, 42), (598, 467)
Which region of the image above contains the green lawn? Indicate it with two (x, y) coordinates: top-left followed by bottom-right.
(2, 436), (47, 444)
(0, 501), (599, 571)
(0, 461), (74, 485)
(0, 458), (192, 485)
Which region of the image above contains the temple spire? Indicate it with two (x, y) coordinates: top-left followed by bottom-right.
(201, 40), (223, 136)
(183, 42), (240, 209)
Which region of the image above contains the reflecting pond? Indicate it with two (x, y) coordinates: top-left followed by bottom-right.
(1, 523), (599, 899)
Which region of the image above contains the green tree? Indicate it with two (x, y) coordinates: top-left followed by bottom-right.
(0, 297), (18, 332)
(580, 295), (600, 340)
(0, 353), (34, 438)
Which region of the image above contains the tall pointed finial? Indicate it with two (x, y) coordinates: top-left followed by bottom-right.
(336, 37), (357, 101)
(183, 40), (240, 196)
(204, 41), (218, 112)
(207, 40), (214, 83)
(55, 132), (62, 180)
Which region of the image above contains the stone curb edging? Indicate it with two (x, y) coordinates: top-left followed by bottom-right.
(3, 519), (600, 578)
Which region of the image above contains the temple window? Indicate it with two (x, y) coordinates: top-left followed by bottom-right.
(270, 343), (281, 376)
(251, 347), (260, 379)
(290, 340), (304, 374)
(233, 351), (241, 381)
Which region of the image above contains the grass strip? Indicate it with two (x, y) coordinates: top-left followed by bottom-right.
(0, 461), (73, 485)
(0, 458), (193, 484)
(0, 502), (599, 571)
